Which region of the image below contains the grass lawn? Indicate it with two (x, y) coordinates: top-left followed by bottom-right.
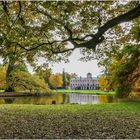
(54, 89), (115, 95)
(0, 102), (140, 139)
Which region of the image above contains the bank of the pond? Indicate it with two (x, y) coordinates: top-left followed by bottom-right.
(0, 92), (51, 97)
(54, 89), (115, 95)
(0, 102), (139, 139)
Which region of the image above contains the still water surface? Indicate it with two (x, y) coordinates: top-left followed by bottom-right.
(0, 93), (115, 105)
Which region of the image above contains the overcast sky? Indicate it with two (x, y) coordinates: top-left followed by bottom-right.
(0, 50), (103, 77)
(0, 49), (103, 77)
(51, 49), (103, 77)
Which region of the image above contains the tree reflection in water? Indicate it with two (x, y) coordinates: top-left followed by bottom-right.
(0, 93), (114, 105)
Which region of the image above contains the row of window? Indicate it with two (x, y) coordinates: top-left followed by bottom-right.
(70, 84), (98, 87)
(71, 79), (97, 81)
(70, 86), (98, 90)
(70, 80), (97, 83)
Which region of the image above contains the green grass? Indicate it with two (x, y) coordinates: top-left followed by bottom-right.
(0, 102), (140, 139)
(54, 89), (115, 95)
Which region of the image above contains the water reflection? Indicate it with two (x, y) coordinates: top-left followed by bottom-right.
(0, 93), (114, 105)
(69, 94), (114, 104)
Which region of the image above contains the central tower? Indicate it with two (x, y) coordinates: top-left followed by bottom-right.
(87, 73), (92, 79)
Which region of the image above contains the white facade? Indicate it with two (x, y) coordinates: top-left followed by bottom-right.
(70, 73), (99, 90)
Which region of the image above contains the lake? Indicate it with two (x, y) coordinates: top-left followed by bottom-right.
(0, 93), (115, 105)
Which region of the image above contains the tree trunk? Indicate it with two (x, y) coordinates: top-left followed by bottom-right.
(5, 59), (15, 92)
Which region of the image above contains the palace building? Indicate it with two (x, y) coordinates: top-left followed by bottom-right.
(70, 73), (99, 90)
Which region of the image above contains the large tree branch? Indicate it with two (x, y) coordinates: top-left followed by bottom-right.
(37, 4), (140, 50)
(3, 4), (140, 55)
(1, 1), (9, 15)
(11, 1), (23, 27)
(17, 1), (22, 19)
(36, 8), (79, 47)
(50, 47), (75, 54)
(78, 4), (140, 49)
(8, 39), (75, 55)
(16, 3), (139, 54)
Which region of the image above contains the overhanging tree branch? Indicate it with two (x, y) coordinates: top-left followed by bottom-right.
(36, 7), (79, 47)
(1, 1), (9, 15)
(8, 39), (75, 54)
(37, 4), (140, 51)
(77, 4), (140, 49)
(2, 3), (140, 55)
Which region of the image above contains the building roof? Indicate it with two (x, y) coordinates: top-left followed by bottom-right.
(87, 72), (92, 75)
(71, 77), (98, 81)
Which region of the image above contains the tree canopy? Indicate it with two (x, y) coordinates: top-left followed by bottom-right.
(0, 1), (139, 56)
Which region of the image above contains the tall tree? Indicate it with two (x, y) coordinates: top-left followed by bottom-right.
(101, 18), (140, 97)
(0, 1), (57, 91)
(109, 45), (140, 98)
(65, 73), (77, 86)
(34, 66), (52, 84)
(62, 69), (67, 89)
(0, 65), (6, 90)
(98, 75), (110, 91)
(49, 74), (63, 89)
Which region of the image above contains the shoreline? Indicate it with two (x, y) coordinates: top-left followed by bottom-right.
(0, 92), (51, 97)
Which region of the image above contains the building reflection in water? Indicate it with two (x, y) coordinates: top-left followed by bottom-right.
(0, 93), (114, 105)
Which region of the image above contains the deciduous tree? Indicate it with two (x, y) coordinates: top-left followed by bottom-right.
(98, 75), (110, 91)
(0, 65), (6, 90)
(49, 74), (63, 89)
